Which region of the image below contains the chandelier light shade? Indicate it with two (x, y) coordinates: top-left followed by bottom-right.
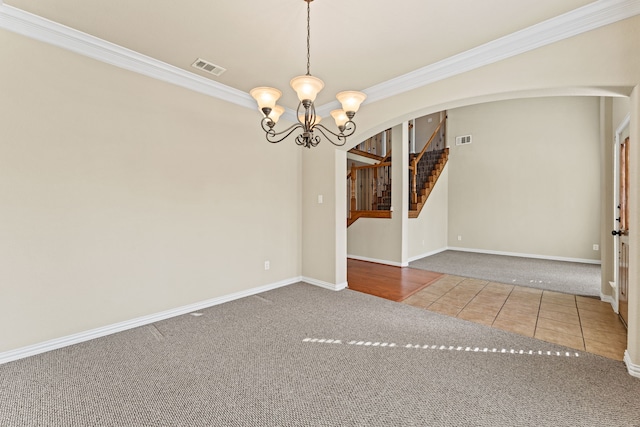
(249, 87), (282, 112)
(269, 105), (285, 124)
(290, 75), (324, 103)
(336, 91), (367, 114)
(330, 109), (348, 129)
(250, 0), (366, 148)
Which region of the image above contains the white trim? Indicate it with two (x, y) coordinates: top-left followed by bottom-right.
(612, 113), (631, 311)
(357, 0), (640, 107)
(600, 291), (616, 308)
(446, 246), (602, 265)
(407, 247), (448, 263)
(0, 4), (255, 111)
(624, 350), (640, 379)
(607, 281), (620, 313)
(0, 276), (300, 365)
(616, 112), (632, 135)
(2, 1), (640, 115)
(301, 276), (348, 291)
(347, 255), (408, 267)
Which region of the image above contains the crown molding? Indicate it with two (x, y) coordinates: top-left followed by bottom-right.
(0, 3), (255, 110)
(1, 0), (639, 116)
(361, 0), (640, 106)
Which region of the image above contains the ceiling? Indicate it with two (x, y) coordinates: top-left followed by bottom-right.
(1, 0), (627, 110)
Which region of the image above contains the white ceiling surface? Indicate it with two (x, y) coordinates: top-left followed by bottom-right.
(1, 0), (632, 111)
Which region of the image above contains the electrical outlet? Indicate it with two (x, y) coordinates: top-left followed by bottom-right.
(457, 235), (462, 241)
(593, 244), (599, 251)
(264, 261), (270, 270)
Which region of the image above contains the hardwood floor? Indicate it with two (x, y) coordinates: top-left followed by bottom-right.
(347, 259), (443, 302)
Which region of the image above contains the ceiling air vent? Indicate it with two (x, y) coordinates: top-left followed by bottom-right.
(455, 135), (472, 146)
(192, 58), (226, 77)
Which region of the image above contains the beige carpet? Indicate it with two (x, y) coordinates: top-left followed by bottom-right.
(410, 250), (601, 296)
(1, 283), (638, 426)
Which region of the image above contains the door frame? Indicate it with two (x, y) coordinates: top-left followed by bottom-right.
(612, 113), (631, 314)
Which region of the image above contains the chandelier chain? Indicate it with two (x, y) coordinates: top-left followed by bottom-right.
(306, 0), (311, 76)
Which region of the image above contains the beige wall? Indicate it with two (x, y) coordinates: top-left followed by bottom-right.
(302, 144), (347, 286)
(414, 112), (443, 153)
(613, 97), (631, 128)
(408, 165), (449, 260)
(0, 29), (302, 352)
(347, 124), (408, 265)
(446, 97), (601, 261)
(3, 9), (640, 373)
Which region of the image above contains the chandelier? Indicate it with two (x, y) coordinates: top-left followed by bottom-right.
(250, 0), (366, 148)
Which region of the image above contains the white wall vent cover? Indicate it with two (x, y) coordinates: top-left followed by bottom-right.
(456, 135), (472, 145)
(192, 58), (226, 76)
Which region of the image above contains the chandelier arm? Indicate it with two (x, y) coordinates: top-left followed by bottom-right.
(312, 120), (356, 146)
(340, 120), (356, 138)
(312, 124), (348, 147)
(296, 101), (317, 128)
(260, 118), (304, 144)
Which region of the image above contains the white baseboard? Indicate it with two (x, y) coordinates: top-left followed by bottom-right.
(302, 276), (348, 291)
(348, 247), (599, 267)
(624, 350), (640, 379)
(347, 255), (408, 267)
(446, 246), (601, 265)
(599, 292), (615, 305)
(0, 276), (301, 365)
(599, 292), (618, 313)
(408, 247), (448, 263)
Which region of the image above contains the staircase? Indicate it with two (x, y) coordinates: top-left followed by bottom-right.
(409, 148), (448, 218)
(347, 159), (392, 227)
(347, 114), (447, 226)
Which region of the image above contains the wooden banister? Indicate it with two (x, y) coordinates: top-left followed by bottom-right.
(351, 161), (391, 171)
(414, 117), (446, 165)
(381, 149), (392, 163)
(350, 164), (357, 213)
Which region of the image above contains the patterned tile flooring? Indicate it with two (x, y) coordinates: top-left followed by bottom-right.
(402, 275), (628, 360)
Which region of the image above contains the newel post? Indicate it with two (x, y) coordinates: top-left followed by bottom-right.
(350, 163), (357, 212)
(411, 158), (418, 205)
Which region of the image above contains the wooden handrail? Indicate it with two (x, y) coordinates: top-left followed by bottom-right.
(351, 162), (391, 171)
(349, 149), (385, 162)
(414, 117), (446, 165)
(381, 148), (392, 163)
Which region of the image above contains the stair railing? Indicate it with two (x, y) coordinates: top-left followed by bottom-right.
(350, 129), (391, 161)
(349, 161), (392, 220)
(411, 117), (446, 205)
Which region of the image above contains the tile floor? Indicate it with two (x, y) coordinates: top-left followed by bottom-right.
(403, 275), (628, 360)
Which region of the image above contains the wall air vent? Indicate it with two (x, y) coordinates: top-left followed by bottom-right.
(455, 135), (472, 146)
(191, 58), (226, 77)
